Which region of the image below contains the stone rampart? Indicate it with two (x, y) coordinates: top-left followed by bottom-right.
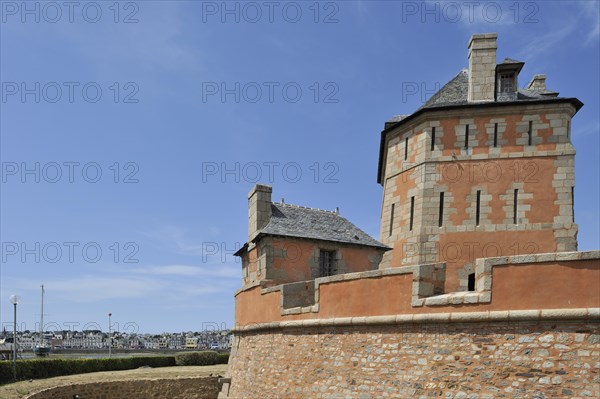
(222, 251), (600, 398)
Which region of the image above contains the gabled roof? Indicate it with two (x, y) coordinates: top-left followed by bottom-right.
(496, 57), (525, 74)
(262, 203), (389, 248)
(236, 203), (389, 256)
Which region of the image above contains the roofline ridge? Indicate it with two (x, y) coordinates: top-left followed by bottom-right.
(273, 202), (337, 214)
(418, 69), (469, 110)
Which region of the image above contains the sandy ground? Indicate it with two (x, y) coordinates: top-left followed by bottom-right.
(0, 364), (228, 399)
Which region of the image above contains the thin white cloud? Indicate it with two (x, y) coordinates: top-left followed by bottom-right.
(429, 1), (599, 60)
(132, 264), (240, 279)
(579, 1), (600, 44)
(516, 23), (576, 61)
(47, 276), (161, 302)
(180, 285), (232, 296)
(143, 226), (243, 259)
(573, 121), (600, 137)
(3, 263), (239, 306)
(29, 2), (203, 78)
(514, 1), (598, 61)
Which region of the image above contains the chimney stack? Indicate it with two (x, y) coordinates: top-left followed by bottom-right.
(248, 184), (272, 242)
(468, 33), (498, 102)
(527, 74), (547, 91)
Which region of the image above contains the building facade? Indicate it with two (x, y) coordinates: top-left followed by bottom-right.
(235, 184), (389, 290)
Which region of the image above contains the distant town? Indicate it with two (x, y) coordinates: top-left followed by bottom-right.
(0, 329), (232, 351)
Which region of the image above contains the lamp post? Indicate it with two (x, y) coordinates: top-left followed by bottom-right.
(9, 295), (20, 380)
(108, 313), (112, 358)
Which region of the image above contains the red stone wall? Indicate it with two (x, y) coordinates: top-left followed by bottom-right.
(234, 255), (599, 327)
(240, 236), (384, 288)
(379, 103), (578, 292)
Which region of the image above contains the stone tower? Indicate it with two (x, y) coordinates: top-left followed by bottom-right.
(221, 33), (598, 399)
(377, 33), (582, 291)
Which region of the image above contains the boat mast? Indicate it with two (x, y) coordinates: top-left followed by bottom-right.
(40, 284), (44, 345)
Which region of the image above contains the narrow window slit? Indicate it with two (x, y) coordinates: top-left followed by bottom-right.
(571, 187), (575, 223)
(409, 196), (415, 231)
(493, 123), (498, 147)
(476, 190), (481, 226)
(464, 124), (470, 149)
(468, 273), (476, 291)
(528, 121), (533, 146)
(513, 189), (519, 224)
(438, 192), (444, 227)
(389, 203), (395, 236)
(430, 127), (436, 151)
(404, 137), (409, 161)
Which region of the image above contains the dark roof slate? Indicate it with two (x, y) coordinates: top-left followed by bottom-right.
(258, 203), (389, 249)
(417, 69), (469, 111)
(414, 65), (568, 112)
(499, 57), (525, 65)
(387, 114), (410, 124)
(518, 88), (559, 99)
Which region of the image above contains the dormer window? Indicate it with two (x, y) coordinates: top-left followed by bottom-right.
(500, 73), (516, 93)
(495, 58), (524, 101)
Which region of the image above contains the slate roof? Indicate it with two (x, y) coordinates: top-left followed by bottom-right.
(409, 66), (569, 113)
(417, 69), (470, 111)
(257, 203), (389, 249)
(498, 57), (525, 65)
(386, 114), (410, 124)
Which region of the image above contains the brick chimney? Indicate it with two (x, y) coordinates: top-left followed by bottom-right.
(527, 74), (547, 91)
(468, 33), (498, 102)
(248, 184), (272, 241)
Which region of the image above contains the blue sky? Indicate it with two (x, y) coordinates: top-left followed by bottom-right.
(0, 1), (598, 334)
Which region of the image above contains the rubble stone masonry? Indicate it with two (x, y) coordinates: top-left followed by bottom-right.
(227, 321), (599, 399)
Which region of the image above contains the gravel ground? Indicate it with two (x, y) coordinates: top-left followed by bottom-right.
(0, 364), (228, 399)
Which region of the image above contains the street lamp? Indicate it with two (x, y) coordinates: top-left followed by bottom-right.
(9, 295), (20, 381)
(108, 313), (112, 358)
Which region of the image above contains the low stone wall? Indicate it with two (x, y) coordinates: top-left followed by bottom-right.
(26, 376), (219, 399)
(235, 251), (600, 326)
(227, 320), (599, 399)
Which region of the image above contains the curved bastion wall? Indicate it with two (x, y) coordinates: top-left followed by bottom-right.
(219, 251), (600, 398)
(226, 318), (598, 399)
